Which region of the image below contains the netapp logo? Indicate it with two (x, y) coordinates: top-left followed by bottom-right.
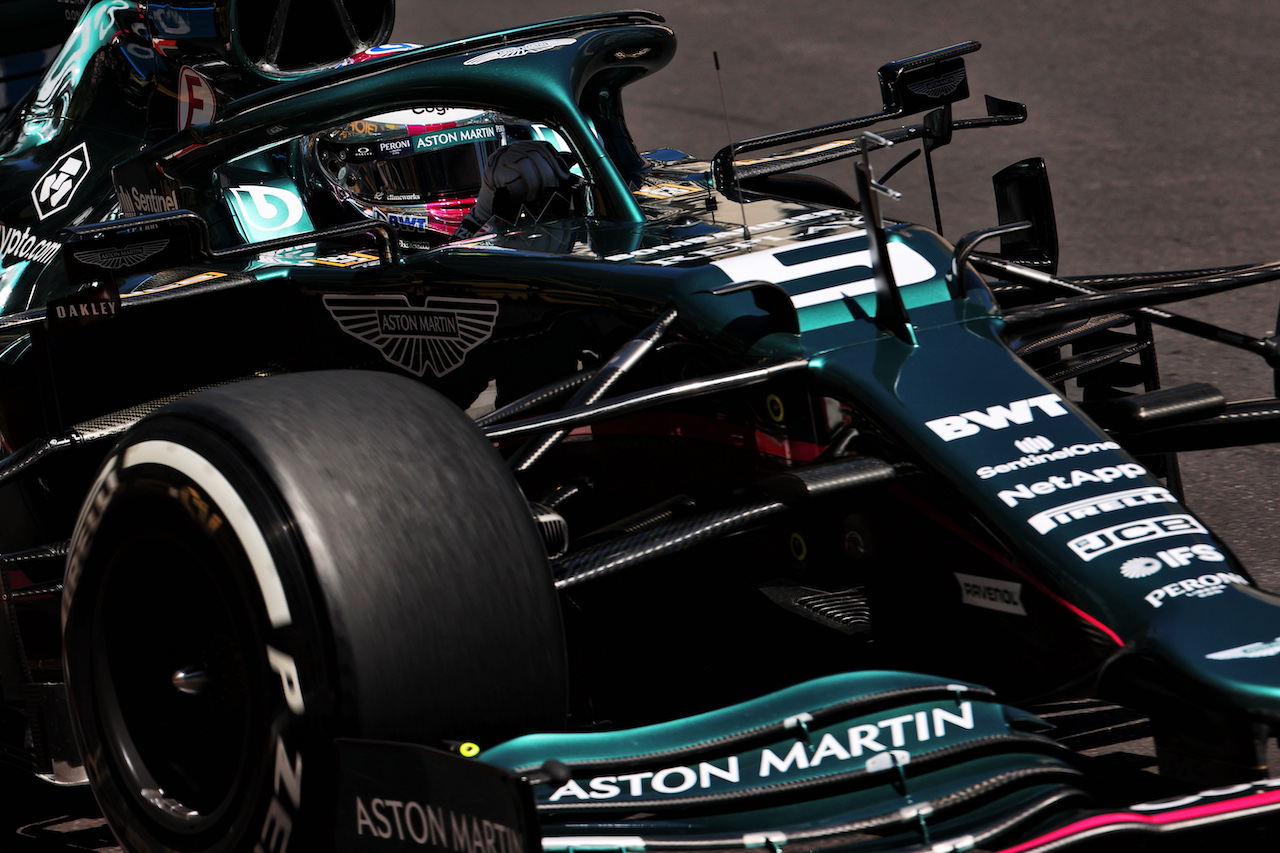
(926, 394), (1068, 442)
(997, 464), (1146, 507)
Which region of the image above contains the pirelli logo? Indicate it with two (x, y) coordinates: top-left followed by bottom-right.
(1027, 486), (1177, 534)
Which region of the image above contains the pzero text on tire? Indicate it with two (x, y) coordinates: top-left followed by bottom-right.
(63, 371), (567, 853)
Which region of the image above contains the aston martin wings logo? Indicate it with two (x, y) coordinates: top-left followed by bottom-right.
(72, 239), (169, 270)
(906, 67), (967, 99)
(323, 294), (499, 377)
(463, 37), (576, 66)
(1206, 637), (1280, 660)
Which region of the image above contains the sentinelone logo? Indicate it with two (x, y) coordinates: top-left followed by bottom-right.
(977, 438), (1121, 479)
(123, 186), (179, 215)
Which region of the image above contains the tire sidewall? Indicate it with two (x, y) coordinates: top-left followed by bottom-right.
(64, 417), (335, 853)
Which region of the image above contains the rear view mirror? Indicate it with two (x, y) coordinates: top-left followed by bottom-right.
(232, 0), (395, 78)
(992, 157), (1059, 274)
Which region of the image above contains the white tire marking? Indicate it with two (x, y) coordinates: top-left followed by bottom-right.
(123, 440), (292, 627)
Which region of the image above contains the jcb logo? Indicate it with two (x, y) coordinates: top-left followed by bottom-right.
(926, 394), (1068, 441)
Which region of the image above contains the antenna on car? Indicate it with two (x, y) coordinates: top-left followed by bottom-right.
(713, 51), (750, 240)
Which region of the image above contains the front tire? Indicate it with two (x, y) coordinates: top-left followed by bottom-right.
(63, 371), (566, 853)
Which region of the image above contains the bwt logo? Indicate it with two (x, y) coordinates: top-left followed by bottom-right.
(926, 394), (1069, 442)
(1014, 435), (1054, 454)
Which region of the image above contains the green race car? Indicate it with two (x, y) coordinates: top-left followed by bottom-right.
(3, 3), (1280, 851)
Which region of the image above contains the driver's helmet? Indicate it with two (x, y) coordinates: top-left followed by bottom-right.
(301, 106), (509, 247)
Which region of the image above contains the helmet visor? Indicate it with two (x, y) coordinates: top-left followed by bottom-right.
(319, 123), (502, 203)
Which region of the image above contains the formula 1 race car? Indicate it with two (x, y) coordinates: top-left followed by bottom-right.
(5, 2), (1280, 852)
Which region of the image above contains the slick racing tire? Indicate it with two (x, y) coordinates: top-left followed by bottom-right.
(62, 371), (567, 853)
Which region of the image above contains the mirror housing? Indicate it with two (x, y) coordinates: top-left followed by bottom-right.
(232, 0), (395, 78)
(992, 157), (1059, 274)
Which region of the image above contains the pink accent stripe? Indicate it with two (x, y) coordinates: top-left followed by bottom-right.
(891, 486), (1124, 647)
(997, 787), (1280, 852)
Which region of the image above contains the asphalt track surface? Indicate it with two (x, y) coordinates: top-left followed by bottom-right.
(11, 3), (1280, 850)
(410, 0), (1280, 586)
